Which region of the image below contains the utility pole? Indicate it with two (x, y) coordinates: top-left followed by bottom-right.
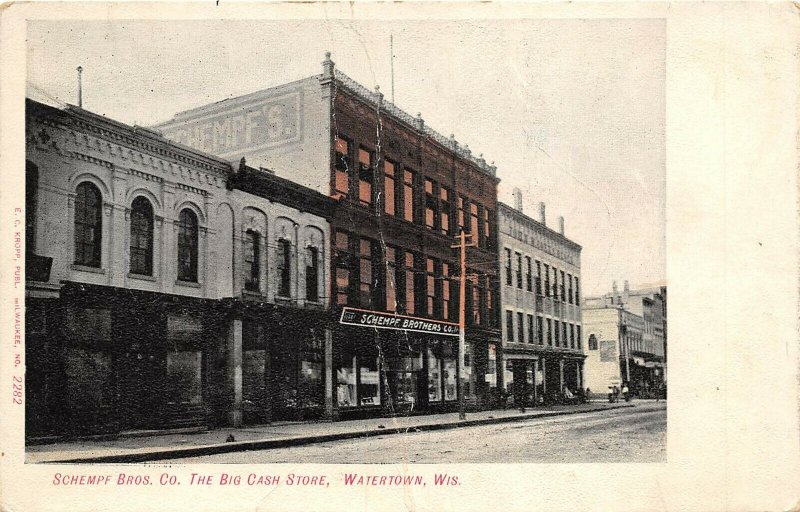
(452, 230), (476, 421)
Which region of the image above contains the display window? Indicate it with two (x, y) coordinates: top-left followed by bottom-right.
(443, 358), (457, 400)
(336, 356), (357, 407)
(428, 348), (442, 402)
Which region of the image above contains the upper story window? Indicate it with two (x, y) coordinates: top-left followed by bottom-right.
(536, 260), (542, 295)
(525, 256), (532, 292)
(424, 178), (437, 230)
(358, 239), (374, 307)
(575, 276), (581, 306)
(385, 246), (397, 312)
(177, 209), (199, 282)
(516, 312), (524, 343)
(276, 239), (291, 297)
(483, 208), (491, 248)
(244, 230), (260, 292)
(358, 148), (373, 207)
(74, 182), (103, 268)
(335, 231), (350, 306)
(403, 169), (415, 223)
(506, 310), (514, 342)
(384, 159), (396, 216)
(588, 333), (598, 350)
(567, 273), (574, 304)
(544, 264), (550, 297)
(333, 136), (351, 200)
(404, 251), (416, 315)
(306, 246), (319, 302)
(560, 270), (566, 301)
(553, 268), (559, 300)
(469, 202), (479, 237)
(440, 187), (451, 236)
(504, 248), (512, 286)
(537, 316), (544, 344)
(547, 318), (553, 345)
(486, 277), (494, 327)
(426, 257), (437, 317)
(442, 262), (451, 321)
(130, 197), (154, 276)
(515, 252), (523, 289)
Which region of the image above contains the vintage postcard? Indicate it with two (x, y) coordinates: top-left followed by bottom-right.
(1, 2), (798, 511)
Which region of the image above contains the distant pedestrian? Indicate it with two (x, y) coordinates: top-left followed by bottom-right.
(622, 383), (630, 402)
(585, 387), (592, 403)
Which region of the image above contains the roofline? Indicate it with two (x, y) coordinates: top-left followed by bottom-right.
(497, 201), (582, 250)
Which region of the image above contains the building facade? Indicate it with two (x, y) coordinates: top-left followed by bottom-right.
(497, 194), (585, 407)
(583, 282), (667, 397)
(157, 53), (503, 416)
(25, 98), (334, 438)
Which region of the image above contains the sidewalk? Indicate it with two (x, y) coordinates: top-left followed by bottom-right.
(26, 402), (636, 464)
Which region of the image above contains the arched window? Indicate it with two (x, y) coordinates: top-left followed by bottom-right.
(177, 209), (198, 282)
(74, 182), (102, 267)
(130, 197), (154, 275)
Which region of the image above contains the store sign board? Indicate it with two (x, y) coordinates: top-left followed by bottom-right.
(339, 307), (460, 337)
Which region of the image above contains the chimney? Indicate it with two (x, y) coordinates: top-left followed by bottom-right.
(612, 280), (618, 299)
(512, 188), (523, 212)
(322, 51), (335, 79)
(414, 112), (425, 132)
(539, 202), (546, 225)
(372, 85), (384, 107)
(558, 216), (565, 235)
(623, 280), (630, 303)
(76, 66), (83, 108)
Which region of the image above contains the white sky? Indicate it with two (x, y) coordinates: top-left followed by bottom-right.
(27, 18), (665, 295)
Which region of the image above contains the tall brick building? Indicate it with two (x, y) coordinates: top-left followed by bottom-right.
(157, 53), (502, 416)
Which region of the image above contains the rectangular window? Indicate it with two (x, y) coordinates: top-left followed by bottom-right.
(404, 252), (415, 315)
(440, 187), (451, 235)
(544, 264), (550, 297)
(570, 324), (575, 349)
(425, 178), (437, 230)
(244, 230), (260, 292)
(563, 322), (568, 347)
(577, 325), (582, 350)
(359, 239), (373, 307)
(426, 257), (436, 317)
(537, 316), (544, 344)
(403, 169), (415, 222)
(515, 252), (523, 289)
(358, 148), (373, 207)
(547, 318), (553, 346)
(527, 314), (534, 344)
(536, 261), (542, 295)
(384, 159), (396, 216)
(575, 277), (580, 306)
(457, 196), (465, 231)
(385, 246), (397, 312)
(469, 202), (479, 237)
(335, 231), (349, 306)
(504, 248), (512, 286)
(554, 319), (560, 346)
(517, 312), (525, 343)
(525, 256), (532, 292)
(506, 310), (514, 342)
(553, 269), (559, 300)
(333, 136), (351, 200)
(567, 273), (573, 304)
(306, 246), (319, 302)
(560, 270), (566, 301)
(277, 239), (291, 297)
(472, 283), (482, 325)
(442, 262), (451, 321)
(486, 279), (493, 327)
(483, 208), (491, 245)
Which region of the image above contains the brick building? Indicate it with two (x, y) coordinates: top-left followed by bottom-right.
(157, 53), (502, 416)
(497, 191), (585, 406)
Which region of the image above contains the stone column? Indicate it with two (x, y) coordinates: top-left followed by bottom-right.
(226, 317), (243, 427)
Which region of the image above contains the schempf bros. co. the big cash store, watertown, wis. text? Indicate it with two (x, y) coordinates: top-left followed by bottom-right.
(24, 53), (589, 439)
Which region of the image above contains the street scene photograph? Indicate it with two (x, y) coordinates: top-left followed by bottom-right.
(23, 16), (666, 464)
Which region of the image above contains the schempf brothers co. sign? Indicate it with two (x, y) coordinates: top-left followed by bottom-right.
(159, 90), (302, 157)
(339, 307), (459, 337)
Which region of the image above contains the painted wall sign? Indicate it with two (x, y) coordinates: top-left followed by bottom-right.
(339, 307), (460, 337)
(160, 90), (303, 157)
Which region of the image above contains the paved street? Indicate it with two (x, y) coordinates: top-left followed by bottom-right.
(162, 401), (665, 464)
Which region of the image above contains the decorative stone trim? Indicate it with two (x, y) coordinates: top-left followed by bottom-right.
(175, 279), (202, 289)
(70, 264), (106, 274)
(128, 272), (157, 282)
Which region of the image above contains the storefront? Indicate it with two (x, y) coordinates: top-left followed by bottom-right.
(332, 308), (467, 418)
(25, 282), (227, 439)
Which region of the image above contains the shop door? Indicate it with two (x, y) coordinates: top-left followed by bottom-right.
(121, 351), (163, 430)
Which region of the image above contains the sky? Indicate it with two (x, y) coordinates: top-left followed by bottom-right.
(26, 18), (665, 296)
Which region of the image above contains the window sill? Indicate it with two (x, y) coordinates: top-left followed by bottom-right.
(71, 264), (105, 274)
(128, 272), (157, 282)
(175, 280), (201, 289)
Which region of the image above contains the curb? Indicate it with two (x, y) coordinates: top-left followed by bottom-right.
(41, 404), (636, 464)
